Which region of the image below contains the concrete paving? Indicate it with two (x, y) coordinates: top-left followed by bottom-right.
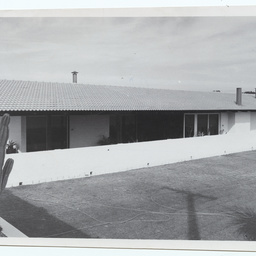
(1, 150), (256, 240)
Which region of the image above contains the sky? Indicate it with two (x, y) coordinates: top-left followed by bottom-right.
(1, 17), (256, 92)
(0, 0), (255, 9)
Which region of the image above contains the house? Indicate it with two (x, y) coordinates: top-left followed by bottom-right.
(1, 78), (256, 153)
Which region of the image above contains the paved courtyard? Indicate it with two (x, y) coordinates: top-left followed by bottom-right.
(1, 150), (256, 240)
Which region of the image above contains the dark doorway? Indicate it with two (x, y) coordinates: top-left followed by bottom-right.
(26, 115), (68, 152)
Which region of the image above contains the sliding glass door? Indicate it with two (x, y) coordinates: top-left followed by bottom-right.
(184, 113), (219, 137)
(26, 115), (68, 152)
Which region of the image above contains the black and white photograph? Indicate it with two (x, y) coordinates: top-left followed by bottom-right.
(1, 7), (256, 243)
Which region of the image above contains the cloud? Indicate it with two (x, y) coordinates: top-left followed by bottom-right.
(0, 17), (256, 92)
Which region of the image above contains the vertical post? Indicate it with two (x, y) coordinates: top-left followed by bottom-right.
(194, 114), (197, 137)
(207, 114), (210, 135)
(183, 114), (186, 138)
(119, 115), (123, 143)
(66, 114), (70, 148)
(46, 115), (50, 150)
(135, 112), (138, 142)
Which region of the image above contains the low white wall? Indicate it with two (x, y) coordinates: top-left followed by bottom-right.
(5, 131), (256, 187)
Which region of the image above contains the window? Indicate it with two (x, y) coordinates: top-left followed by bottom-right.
(27, 116), (47, 152)
(184, 113), (219, 137)
(197, 114), (208, 136)
(185, 114), (195, 137)
(26, 115), (68, 152)
(209, 114), (219, 135)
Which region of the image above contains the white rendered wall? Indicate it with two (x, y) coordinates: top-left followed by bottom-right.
(20, 116), (26, 152)
(69, 115), (109, 148)
(220, 112), (228, 134)
(6, 116), (22, 151)
(6, 131), (256, 187)
(228, 112), (235, 132)
(2, 116), (26, 152)
(228, 112), (250, 133)
(234, 112), (250, 132)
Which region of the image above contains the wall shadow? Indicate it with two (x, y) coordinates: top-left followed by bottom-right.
(0, 190), (92, 238)
(160, 186), (217, 240)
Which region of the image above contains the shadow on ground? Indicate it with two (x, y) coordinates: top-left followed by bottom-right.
(0, 190), (91, 238)
(230, 207), (256, 241)
(158, 186), (217, 240)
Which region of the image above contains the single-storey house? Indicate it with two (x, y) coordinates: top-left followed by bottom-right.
(1, 78), (256, 153)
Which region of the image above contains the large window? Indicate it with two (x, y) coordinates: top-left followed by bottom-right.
(184, 113), (219, 137)
(184, 114), (195, 137)
(27, 115), (68, 152)
(26, 116), (47, 151)
(197, 114), (208, 136)
(110, 112), (184, 144)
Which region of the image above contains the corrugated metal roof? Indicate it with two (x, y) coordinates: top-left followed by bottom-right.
(0, 79), (256, 112)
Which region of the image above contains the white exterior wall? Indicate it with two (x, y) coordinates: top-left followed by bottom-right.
(8, 116), (22, 146)
(20, 116), (26, 152)
(5, 116), (27, 152)
(228, 112), (236, 132)
(220, 112), (229, 134)
(3, 116), (26, 152)
(7, 131), (256, 187)
(228, 112), (250, 133)
(219, 111), (252, 134)
(69, 115), (110, 148)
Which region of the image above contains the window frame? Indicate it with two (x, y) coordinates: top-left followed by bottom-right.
(26, 114), (69, 152)
(183, 113), (220, 138)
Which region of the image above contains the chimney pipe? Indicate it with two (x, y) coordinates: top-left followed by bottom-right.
(236, 87), (242, 105)
(71, 71), (78, 83)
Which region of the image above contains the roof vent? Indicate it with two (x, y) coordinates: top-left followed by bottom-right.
(236, 87), (242, 105)
(71, 71), (78, 83)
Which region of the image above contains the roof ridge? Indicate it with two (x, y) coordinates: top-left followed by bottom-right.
(0, 79), (235, 94)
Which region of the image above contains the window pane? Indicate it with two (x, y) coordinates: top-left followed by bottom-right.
(48, 115), (67, 150)
(109, 115), (120, 144)
(185, 115), (194, 137)
(27, 115), (67, 152)
(209, 114), (219, 135)
(197, 114), (208, 136)
(122, 115), (137, 143)
(27, 116), (47, 152)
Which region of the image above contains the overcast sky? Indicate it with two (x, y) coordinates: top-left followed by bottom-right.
(1, 17), (256, 92)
